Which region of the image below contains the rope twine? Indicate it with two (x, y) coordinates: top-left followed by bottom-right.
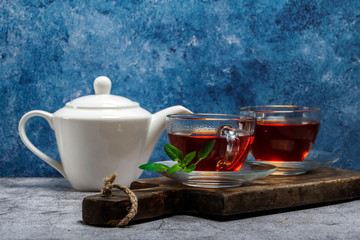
(101, 174), (138, 227)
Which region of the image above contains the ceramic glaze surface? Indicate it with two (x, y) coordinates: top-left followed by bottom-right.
(18, 76), (191, 190)
(2, 0), (360, 179)
(54, 118), (148, 190)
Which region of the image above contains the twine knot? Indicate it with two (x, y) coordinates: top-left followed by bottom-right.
(101, 174), (138, 227)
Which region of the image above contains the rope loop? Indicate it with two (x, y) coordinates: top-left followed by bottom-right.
(101, 174), (138, 227)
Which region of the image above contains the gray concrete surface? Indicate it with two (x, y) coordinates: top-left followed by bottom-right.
(0, 178), (359, 240)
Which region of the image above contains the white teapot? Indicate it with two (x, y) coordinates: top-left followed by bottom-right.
(19, 76), (192, 191)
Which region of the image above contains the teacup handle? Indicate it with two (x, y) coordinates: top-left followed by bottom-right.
(216, 125), (239, 170)
(18, 110), (67, 178)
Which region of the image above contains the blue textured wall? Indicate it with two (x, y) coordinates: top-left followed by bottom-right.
(1, 0), (360, 178)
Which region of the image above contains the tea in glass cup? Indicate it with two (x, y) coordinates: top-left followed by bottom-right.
(239, 105), (321, 162)
(166, 114), (256, 171)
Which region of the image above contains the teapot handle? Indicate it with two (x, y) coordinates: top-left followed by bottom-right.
(18, 110), (67, 178)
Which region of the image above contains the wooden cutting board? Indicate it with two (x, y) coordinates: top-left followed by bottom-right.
(82, 167), (360, 226)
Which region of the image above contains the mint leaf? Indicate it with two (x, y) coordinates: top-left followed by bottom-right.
(164, 144), (183, 161)
(140, 141), (216, 174)
(183, 151), (196, 166)
(167, 163), (182, 174)
(183, 164), (196, 173)
(139, 163), (170, 172)
(198, 139), (216, 160)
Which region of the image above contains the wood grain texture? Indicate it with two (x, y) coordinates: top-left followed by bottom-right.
(82, 168), (360, 226)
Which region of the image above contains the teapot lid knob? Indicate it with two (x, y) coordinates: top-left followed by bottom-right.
(94, 76), (111, 95)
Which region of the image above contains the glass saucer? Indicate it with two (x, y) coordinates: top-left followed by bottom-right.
(246, 150), (340, 175)
(155, 161), (277, 188)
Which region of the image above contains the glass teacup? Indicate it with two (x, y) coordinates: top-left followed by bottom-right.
(239, 105), (321, 162)
(166, 114), (256, 171)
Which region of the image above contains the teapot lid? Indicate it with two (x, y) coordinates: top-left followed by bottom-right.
(66, 76), (139, 109)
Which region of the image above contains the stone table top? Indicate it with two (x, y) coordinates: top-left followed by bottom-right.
(1, 178), (359, 240)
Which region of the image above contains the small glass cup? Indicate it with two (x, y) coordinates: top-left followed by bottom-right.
(166, 114), (256, 171)
(239, 105), (321, 162)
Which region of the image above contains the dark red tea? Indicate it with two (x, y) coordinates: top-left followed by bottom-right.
(168, 132), (254, 171)
(251, 120), (320, 162)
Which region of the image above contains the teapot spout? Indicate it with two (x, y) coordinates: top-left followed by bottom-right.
(144, 105), (192, 159)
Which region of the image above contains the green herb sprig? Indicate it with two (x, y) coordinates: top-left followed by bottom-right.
(139, 140), (216, 174)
